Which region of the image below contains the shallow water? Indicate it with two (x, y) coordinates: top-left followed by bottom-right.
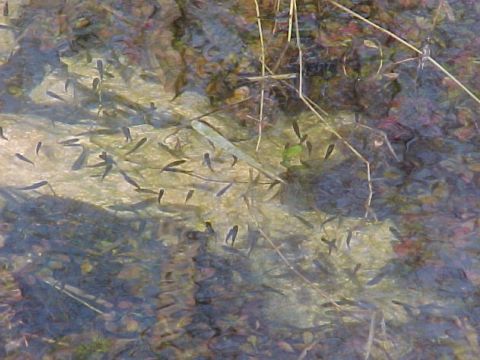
(0, 0), (480, 358)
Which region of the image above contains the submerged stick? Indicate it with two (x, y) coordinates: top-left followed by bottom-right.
(191, 120), (285, 183)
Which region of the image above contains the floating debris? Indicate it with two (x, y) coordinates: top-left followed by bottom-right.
(125, 137), (147, 156)
(121, 126), (132, 142)
(15, 153), (34, 165)
(324, 144), (335, 160)
(17, 180), (49, 190)
(225, 225), (239, 246)
(185, 189), (194, 204)
(216, 182), (233, 197)
(35, 141), (42, 156)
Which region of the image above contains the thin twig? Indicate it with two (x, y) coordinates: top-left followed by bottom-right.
(292, 0), (373, 217)
(326, 0), (480, 112)
(41, 276), (108, 315)
(365, 311), (377, 360)
(287, 0), (294, 42)
(253, 0), (266, 152)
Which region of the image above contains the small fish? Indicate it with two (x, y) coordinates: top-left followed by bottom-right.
(352, 263), (361, 275)
(225, 225), (239, 246)
(161, 159), (187, 173)
(15, 153), (34, 165)
(119, 170), (140, 189)
(109, 198), (156, 212)
(320, 215), (338, 228)
(205, 222), (215, 237)
(134, 188), (157, 194)
(231, 155), (238, 167)
(207, 139), (215, 150)
(321, 237), (337, 255)
(3, 1), (8, 17)
(292, 119), (301, 140)
(125, 137), (147, 156)
(46, 90), (65, 102)
(306, 140), (312, 156)
(185, 189), (194, 204)
(157, 188), (165, 204)
(216, 182), (233, 197)
(121, 126), (132, 142)
(97, 59), (104, 80)
(35, 141), (42, 155)
(346, 230), (353, 249)
(88, 161), (107, 168)
(59, 138), (80, 146)
(324, 144), (335, 160)
(75, 129), (118, 136)
(246, 225), (260, 257)
(294, 214), (314, 229)
(92, 77), (100, 91)
(18, 180), (48, 191)
(268, 180), (281, 190)
(389, 227), (402, 240)
(299, 160), (311, 168)
(0, 126), (8, 140)
(71, 145), (89, 171)
(162, 168), (193, 175)
(64, 78), (72, 92)
(101, 163), (113, 181)
(203, 152), (213, 172)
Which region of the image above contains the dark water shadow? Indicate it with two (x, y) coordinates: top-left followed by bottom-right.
(0, 190), (277, 358)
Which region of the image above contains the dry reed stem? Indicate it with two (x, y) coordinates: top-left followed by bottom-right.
(287, 0), (294, 42)
(253, 0), (266, 151)
(326, 0), (480, 112)
(364, 311), (377, 360)
(292, 0), (373, 217)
